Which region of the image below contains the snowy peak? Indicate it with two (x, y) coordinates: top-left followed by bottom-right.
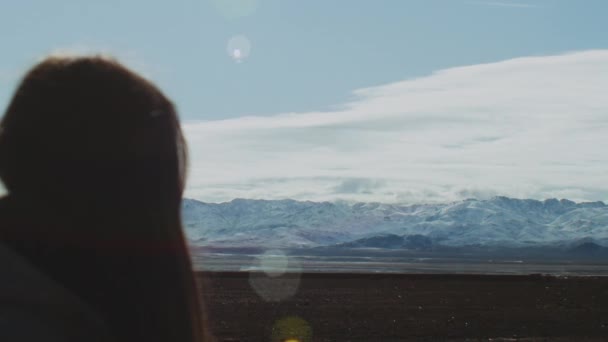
(182, 197), (608, 249)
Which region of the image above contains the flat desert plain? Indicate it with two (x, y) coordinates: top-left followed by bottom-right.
(198, 272), (608, 342)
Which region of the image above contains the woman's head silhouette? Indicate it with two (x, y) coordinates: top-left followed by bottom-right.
(0, 56), (209, 342)
(0, 56), (186, 214)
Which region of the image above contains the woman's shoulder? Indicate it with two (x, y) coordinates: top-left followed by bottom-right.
(0, 240), (114, 341)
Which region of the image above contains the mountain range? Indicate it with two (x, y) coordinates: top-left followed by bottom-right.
(182, 196), (608, 250)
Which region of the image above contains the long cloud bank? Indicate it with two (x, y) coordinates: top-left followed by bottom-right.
(183, 50), (608, 204)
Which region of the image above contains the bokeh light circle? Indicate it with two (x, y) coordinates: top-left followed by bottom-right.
(248, 250), (302, 302)
(259, 249), (289, 277)
(226, 35), (251, 63)
(271, 316), (313, 342)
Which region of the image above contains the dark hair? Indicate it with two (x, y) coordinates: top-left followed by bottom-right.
(0, 56), (210, 341)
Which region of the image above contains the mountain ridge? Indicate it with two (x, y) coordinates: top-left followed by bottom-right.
(182, 196), (608, 249)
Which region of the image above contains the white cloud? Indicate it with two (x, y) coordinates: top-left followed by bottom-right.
(183, 50), (608, 204)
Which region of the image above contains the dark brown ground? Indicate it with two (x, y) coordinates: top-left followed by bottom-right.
(198, 272), (608, 342)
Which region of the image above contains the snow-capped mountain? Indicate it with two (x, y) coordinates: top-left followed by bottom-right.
(181, 197), (608, 249)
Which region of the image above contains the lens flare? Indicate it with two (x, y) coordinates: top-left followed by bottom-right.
(259, 250), (289, 277)
(271, 316), (312, 342)
(227, 35), (251, 63)
(248, 250), (302, 302)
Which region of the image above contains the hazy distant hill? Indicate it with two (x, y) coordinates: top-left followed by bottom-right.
(182, 196), (608, 249)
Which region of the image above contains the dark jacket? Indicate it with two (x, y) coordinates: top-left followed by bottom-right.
(0, 196), (113, 341)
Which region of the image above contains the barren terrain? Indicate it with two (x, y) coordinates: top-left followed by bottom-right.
(199, 272), (608, 341)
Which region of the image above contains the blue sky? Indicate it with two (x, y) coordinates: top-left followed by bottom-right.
(1, 0), (607, 120)
(1, 0), (608, 203)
